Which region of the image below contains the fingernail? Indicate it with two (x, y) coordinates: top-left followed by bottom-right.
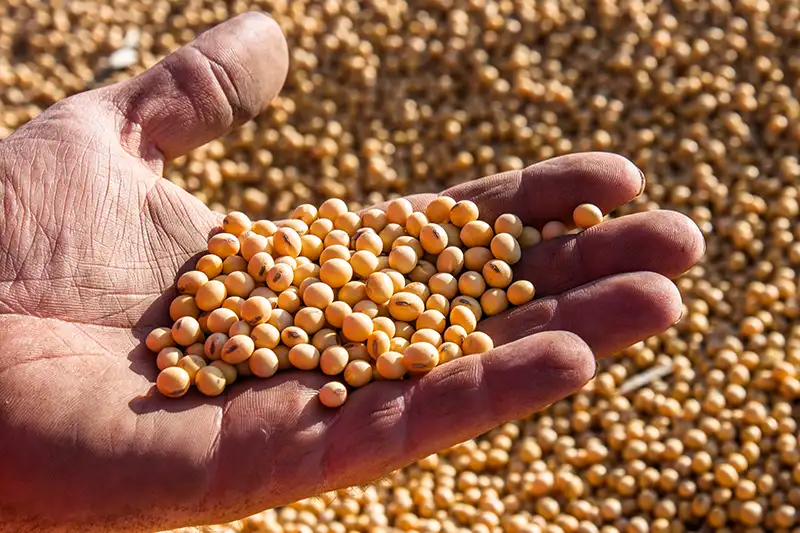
(675, 304), (686, 325)
(701, 235), (707, 257)
(592, 358), (599, 379)
(637, 168), (646, 197)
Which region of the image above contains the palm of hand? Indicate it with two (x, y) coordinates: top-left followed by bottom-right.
(0, 13), (704, 533)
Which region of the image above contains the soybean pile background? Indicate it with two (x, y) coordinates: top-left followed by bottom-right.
(2, 0), (799, 532)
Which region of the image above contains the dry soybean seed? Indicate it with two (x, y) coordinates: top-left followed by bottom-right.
(323, 229), (351, 248)
(450, 306), (478, 333)
(207, 307), (239, 334)
(438, 342), (463, 363)
(240, 233), (269, 261)
(177, 270), (208, 296)
(389, 245), (419, 274)
(320, 245), (351, 265)
(277, 289), (302, 313)
(241, 296), (272, 326)
(295, 307), (326, 334)
(235, 361), (253, 377)
(204, 332), (229, 360)
(367, 330), (391, 359)
(304, 282), (335, 309)
(366, 272), (395, 304)
(462, 332), (495, 355)
(342, 312), (375, 342)
(409, 260), (437, 283)
(444, 325), (468, 346)
(293, 262), (319, 286)
(320, 345), (349, 375)
(351, 250), (379, 278)
(196, 254), (224, 279)
(292, 203), (318, 225)
(573, 203), (604, 229)
(247, 252), (275, 283)
(403, 343), (440, 373)
(426, 294), (451, 315)
(481, 288), (509, 316)
(222, 296), (245, 316)
(464, 247), (494, 272)
(297, 277), (321, 298)
(379, 223), (406, 252)
(320, 258), (353, 288)
(542, 220), (569, 240)
(402, 281), (431, 301)
(458, 271), (487, 299)
(393, 236), (424, 258)
(273, 345), (292, 370)
(428, 273), (459, 299)
(289, 344), (321, 371)
(461, 220), (495, 248)
(417, 310), (447, 333)
(452, 295), (483, 320)
(224, 271), (256, 298)
(185, 343), (205, 358)
(405, 212), (428, 238)
(208, 233), (241, 258)
(494, 213), (524, 239)
(507, 280), (535, 305)
(268, 308), (294, 331)
(221, 335), (255, 365)
(196, 366), (226, 397)
(222, 211), (251, 235)
(251, 323), (280, 349)
(334, 212), (361, 236)
(440, 223), (462, 247)
(252, 220), (277, 238)
(281, 326), (309, 347)
(420, 223), (449, 254)
(172, 317), (202, 346)
(482, 258), (514, 289)
(344, 360), (373, 387)
(386, 198), (414, 225)
(390, 337), (410, 353)
(437, 246), (465, 275)
(372, 317), (396, 337)
(177, 354), (207, 382)
(355, 231), (383, 255)
(360, 208), (387, 232)
(267, 264), (294, 292)
(389, 292), (426, 321)
(312, 328), (340, 352)
(318, 198), (348, 221)
(228, 320), (252, 337)
(157, 367), (192, 398)
(157, 347), (183, 371)
(381, 269), (407, 292)
(273, 227), (302, 258)
(426, 196), (457, 223)
(344, 342), (370, 362)
(275, 219), (308, 235)
(209, 361), (237, 385)
(491, 233), (522, 265)
(411, 328), (443, 347)
(300, 234), (324, 261)
(319, 381), (348, 408)
(450, 200), (479, 227)
(376, 351), (407, 379)
(325, 301), (352, 328)
(170, 294), (200, 321)
(274, 256), (297, 269)
(309, 218), (334, 239)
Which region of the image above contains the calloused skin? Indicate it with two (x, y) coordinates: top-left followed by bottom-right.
(0, 13), (704, 533)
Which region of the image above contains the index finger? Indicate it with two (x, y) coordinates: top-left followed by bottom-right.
(379, 152), (644, 228)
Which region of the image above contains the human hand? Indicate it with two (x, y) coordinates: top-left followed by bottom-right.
(0, 13), (704, 533)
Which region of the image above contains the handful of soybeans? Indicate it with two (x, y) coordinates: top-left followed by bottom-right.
(146, 197), (604, 407)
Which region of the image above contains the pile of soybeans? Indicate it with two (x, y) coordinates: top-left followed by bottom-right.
(2, 0), (799, 532)
(147, 198), (602, 404)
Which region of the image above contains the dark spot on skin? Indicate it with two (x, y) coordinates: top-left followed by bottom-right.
(225, 344), (238, 353)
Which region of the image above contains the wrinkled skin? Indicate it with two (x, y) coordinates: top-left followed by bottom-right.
(0, 13), (705, 533)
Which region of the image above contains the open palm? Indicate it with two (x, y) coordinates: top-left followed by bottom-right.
(0, 13), (704, 533)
